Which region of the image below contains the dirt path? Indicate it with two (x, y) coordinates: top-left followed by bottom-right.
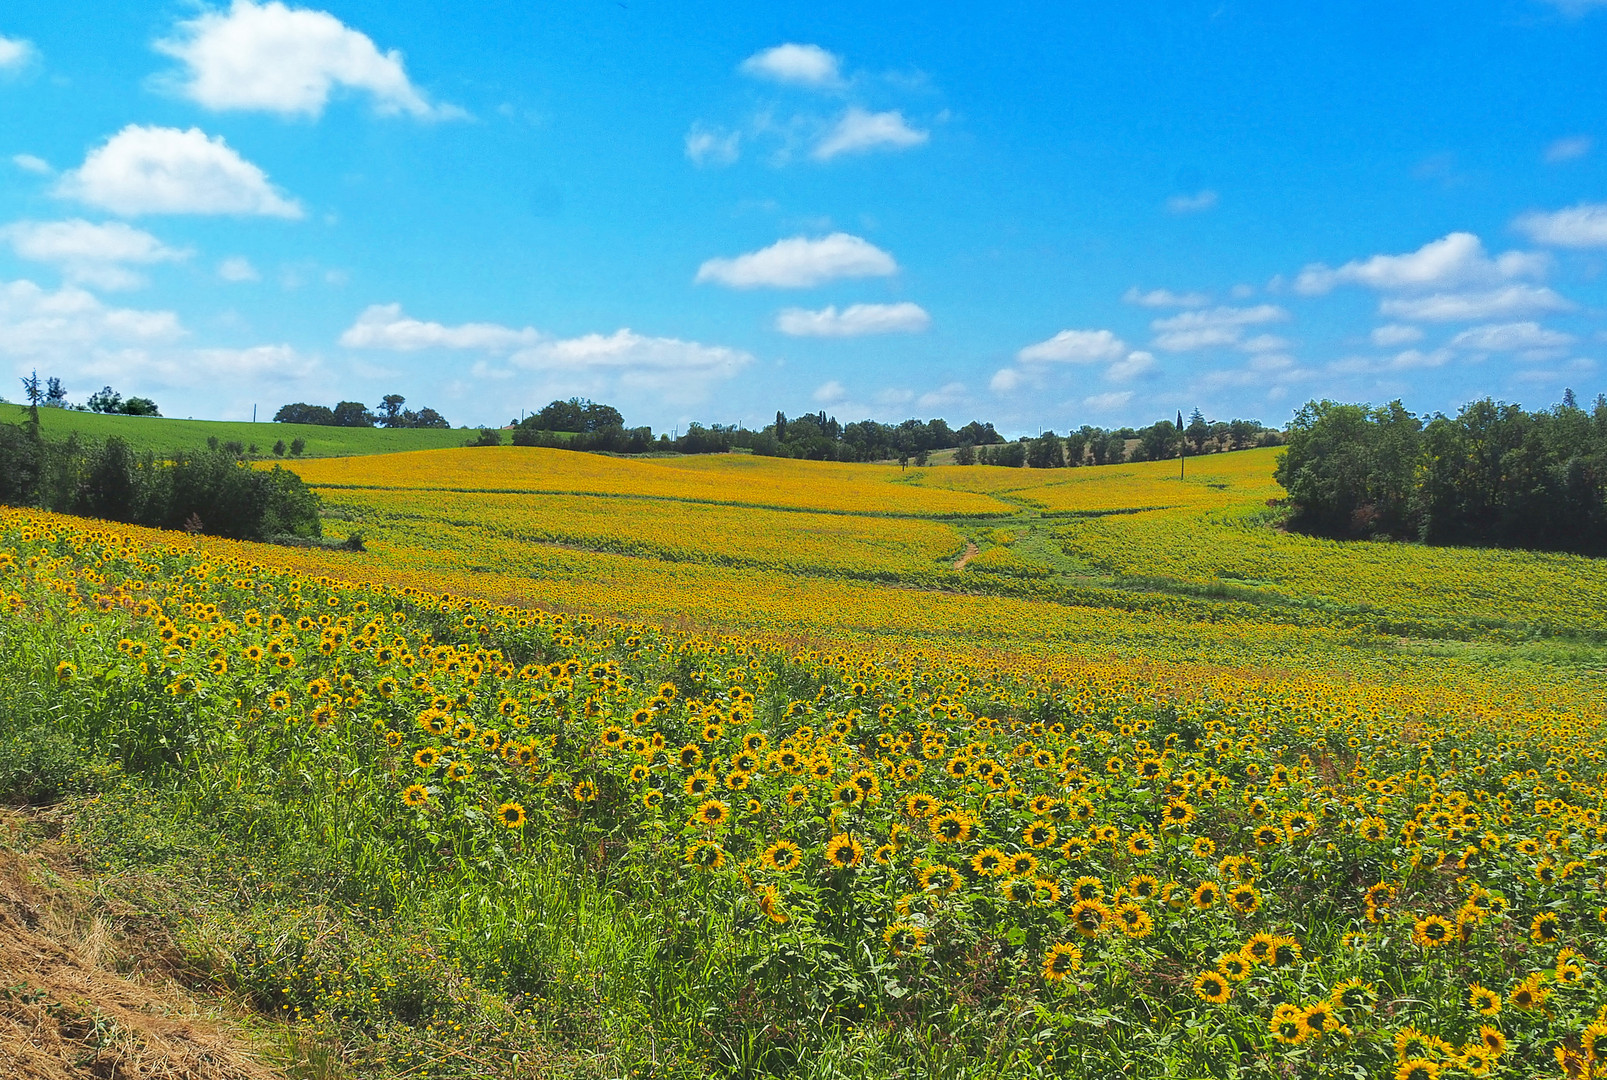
(953, 541), (979, 571)
(0, 818), (281, 1080)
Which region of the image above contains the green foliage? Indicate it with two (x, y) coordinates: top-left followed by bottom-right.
(0, 431), (323, 541)
(0, 725), (115, 805)
(1278, 394), (1607, 552)
(0, 403), (468, 459)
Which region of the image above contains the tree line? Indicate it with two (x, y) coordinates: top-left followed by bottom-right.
(1, 394), (322, 543)
(16, 372), (161, 416)
(492, 398), (1281, 467)
(274, 395), (449, 428)
(1276, 390), (1607, 554)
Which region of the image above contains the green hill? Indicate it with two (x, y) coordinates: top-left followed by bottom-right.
(0, 404), (478, 458)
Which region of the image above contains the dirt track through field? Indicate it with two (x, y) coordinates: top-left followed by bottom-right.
(0, 830), (280, 1080)
(953, 541), (979, 570)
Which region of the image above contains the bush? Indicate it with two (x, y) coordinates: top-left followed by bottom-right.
(0, 725), (112, 805)
(0, 429), (323, 542)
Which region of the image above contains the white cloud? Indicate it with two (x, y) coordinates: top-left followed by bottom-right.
(989, 368), (1020, 393)
(1017, 328), (1127, 363)
(1379, 285), (1574, 322)
(776, 301), (929, 337)
(57, 125), (303, 218)
(0, 279), (184, 356)
(1240, 334), (1289, 353)
(1105, 350), (1155, 382)
(1083, 391), (1133, 410)
(1, 219), (190, 290)
(1123, 286), (1209, 308)
(685, 124), (740, 166)
(1166, 189), (1218, 214)
(341, 305), (751, 402)
(188, 343), (320, 381)
(340, 303), (542, 351)
(0, 35), (35, 72)
(1150, 304), (1289, 351)
(0, 276), (323, 406)
(1329, 348), (1453, 375)
(812, 108), (928, 160)
(1514, 202), (1607, 248)
(813, 379), (848, 404)
(155, 0), (458, 119)
(11, 153), (50, 174)
(1448, 321), (1575, 352)
(1545, 135), (1593, 163)
(917, 381), (966, 410)
(696, 233), (896, 289)
(508, 330), (753, 395)
(1370, 324), (1423, 346)
(740, 44), (842, 88)
(218, 256), (259, 282)
(1295, 232), (1545, 294)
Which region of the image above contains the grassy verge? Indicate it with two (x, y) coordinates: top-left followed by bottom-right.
(0, 404), (474, 459)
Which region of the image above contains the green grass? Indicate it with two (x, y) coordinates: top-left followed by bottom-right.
(0, 403), (478, 458)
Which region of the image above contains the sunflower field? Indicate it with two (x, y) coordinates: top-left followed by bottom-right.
(4, 445), (1607, 1080)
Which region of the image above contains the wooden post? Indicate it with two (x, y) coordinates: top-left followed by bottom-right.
(1177, 410), (1185, 480)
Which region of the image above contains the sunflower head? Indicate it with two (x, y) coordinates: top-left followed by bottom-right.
(1042, 942), (1082, 981)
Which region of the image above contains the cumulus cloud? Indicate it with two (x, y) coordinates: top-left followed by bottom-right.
(1448, 321), (1575, 352)
(217, 255), (259, 282)
(812, 108), (928, 160)
(684, 124), (740, 166)
(187, 343), (320, 381)
(0, 275), (322, 407)
(1329, 348), (1453, 375)
(155, 0), (459, 119)
(1545, 135), (1593, 163)
(1371, 324), (1423, 346)
(998, 328), (1157, 392)
(1379, 285), (1574, 322)
(12, 153), (51, 174)
(340, 303), (541, 351)
(507, 330), (753, 394)
(1514, 202), (1607, 248)
(0, 35), (35, 72)
(0, 279), (184, 355)
(1150, 304), (1289, 351)
(1105, 350), (1155, 382)
(1295, 232), (1545, 294)
(57, 125), (303, 218)
(775, 301), (929, 337)
(1166, 189), (1217, 214)
(813, 379), (848, 404)
(1017, 328), (1127, 363)
(989, 368), (1020, 393)
(740, 43), (842, 88)
(1123, 286), (1209, 308)
(696, 233), (897, 289)
(1083, 391), (1133, 410)
(917, 381), (967, 409)
(1, 219), (190, 290)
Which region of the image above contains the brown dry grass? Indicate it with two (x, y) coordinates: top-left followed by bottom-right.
(0, 813), (282, 1080)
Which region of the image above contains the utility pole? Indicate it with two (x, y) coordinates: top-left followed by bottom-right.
(1177, 410), (1185, 480)
(253, 404), (257, 423)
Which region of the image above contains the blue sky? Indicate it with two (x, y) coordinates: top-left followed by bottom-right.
(3, 0), (1607, 435)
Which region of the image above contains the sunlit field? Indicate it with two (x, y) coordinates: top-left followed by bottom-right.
(5, 446), (1607, 1079)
